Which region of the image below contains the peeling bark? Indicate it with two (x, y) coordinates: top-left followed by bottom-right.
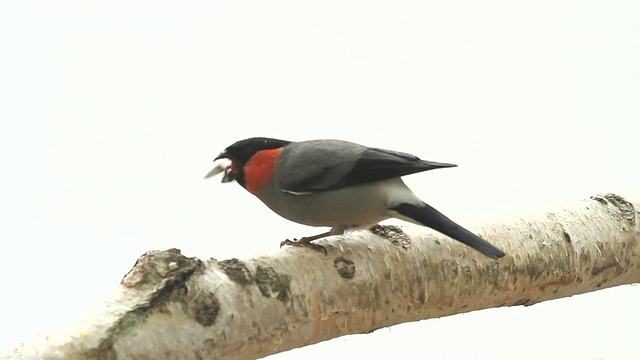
(3, 193), (639, 360)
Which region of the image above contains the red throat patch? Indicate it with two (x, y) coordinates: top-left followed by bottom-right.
(243, 148), (282, 196)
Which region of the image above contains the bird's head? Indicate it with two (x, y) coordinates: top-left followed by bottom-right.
(205, 137), (291, 187)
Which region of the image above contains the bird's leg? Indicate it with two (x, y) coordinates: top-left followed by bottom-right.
(280, 231), (332, 255)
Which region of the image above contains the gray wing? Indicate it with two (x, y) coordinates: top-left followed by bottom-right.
(276, 140), (456, 193)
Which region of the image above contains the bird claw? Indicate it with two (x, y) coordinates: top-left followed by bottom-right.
(280, 238), (328, 255)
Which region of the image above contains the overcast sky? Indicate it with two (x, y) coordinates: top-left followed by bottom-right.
(1, 1), (639, 359)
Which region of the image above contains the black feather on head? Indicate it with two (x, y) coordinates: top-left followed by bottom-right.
(216, 137), (291, 164)
(214, 137), (291, 187)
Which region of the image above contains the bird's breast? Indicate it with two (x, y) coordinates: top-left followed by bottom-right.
(243, 149), (283, 196)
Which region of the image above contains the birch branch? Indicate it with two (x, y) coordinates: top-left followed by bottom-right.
(3, 193), (640, 360)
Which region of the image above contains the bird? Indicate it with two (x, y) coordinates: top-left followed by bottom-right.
(206, 137), (505, 259)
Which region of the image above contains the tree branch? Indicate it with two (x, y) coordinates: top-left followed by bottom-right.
(3, 193), (639, 360)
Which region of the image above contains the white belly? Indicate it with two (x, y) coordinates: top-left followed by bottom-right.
(257, 178), (421, 232)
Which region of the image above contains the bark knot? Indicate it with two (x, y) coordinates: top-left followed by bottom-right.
(334, 256), (356, 279)
(255, 266), (291, 302)
(591, 193), (636, 222)
(220, 258), (254, 285)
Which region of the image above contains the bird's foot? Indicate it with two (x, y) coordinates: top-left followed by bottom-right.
(280, 236), (328, 255)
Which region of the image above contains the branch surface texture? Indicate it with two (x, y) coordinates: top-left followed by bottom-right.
(3, 193), (639, 360)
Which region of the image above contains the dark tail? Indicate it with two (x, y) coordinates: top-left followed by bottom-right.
(390, 202), (505, 259)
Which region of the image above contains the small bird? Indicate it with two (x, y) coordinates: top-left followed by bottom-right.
(206, 137), (505, 259)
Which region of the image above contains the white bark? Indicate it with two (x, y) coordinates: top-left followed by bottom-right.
(3, 193), (639, 360)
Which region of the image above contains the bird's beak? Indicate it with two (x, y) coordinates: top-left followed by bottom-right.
(220, 168), (235, 183)
(205, 153), (234, 182)
(213, 151), (227, 162)
(204, 164), (226, 179)
(221, 169), (236, 183)
(204, 163), (235, 183)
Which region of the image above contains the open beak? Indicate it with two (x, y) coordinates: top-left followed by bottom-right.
(221, 168), (235, 183)
(204, 157), (234, 182)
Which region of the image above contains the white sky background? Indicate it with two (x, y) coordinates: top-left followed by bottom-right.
(1, 1), (639, 359)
